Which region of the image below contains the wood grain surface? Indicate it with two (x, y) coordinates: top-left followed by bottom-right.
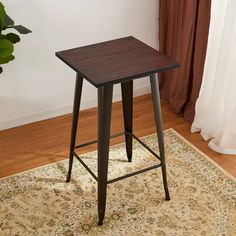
(56, 36), (179, 87)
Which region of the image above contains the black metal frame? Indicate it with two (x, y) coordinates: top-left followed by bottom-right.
(72, 131), (162, 185)
(66, 73), (170, 225)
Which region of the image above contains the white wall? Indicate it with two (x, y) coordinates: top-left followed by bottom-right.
(0, 0), (158, 130)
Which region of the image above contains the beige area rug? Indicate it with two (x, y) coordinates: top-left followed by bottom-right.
(0, 129), (235, 236)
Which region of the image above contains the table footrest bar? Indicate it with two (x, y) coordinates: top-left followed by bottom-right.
(73, 132), (162, 184)
(132, 134), (161, 161)
(75, 131), (126, 149)
(74, 152), (98, 182)
(74, 151), (161, 184)
(107, 163), (162, 184)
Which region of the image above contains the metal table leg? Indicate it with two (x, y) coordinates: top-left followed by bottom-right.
(121, 80), (133, 162)
(97, 85), (113, 225)
(66, 74), (83, 182)
(150, 74), (170, 200)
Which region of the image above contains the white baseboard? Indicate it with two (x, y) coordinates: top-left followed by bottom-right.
(0, 85), (150, 131)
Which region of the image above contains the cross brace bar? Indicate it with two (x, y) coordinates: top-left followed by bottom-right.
(73, 131), (162, 184)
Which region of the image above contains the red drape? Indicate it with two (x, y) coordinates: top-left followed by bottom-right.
(158, 0), (211, 123)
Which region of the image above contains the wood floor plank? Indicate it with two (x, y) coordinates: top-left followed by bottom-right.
(0, 94), (235, 178)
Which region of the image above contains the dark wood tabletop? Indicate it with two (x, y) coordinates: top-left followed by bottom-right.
(56, 36), (179, 87)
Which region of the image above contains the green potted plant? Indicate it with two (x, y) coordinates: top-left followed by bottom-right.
(0, 2), (31, 73)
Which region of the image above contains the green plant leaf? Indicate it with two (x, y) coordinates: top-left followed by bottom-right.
(0, 2), (7, 30)
(10, 25), (32, 34)
(0, 39), (14, 61)
(5, 33), (20, 44)
(6, 15), (14, 26)
(0, 54), (15, 64)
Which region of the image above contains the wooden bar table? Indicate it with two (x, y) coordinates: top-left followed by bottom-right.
(56, 36), (179, 225)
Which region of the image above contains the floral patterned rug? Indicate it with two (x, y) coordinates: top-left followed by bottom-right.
(0, 129), (235, 236)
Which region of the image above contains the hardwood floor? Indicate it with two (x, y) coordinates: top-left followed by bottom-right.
(0, 94), (235, 178)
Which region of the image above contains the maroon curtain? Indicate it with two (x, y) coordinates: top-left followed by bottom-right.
(158, 0), (211, 123)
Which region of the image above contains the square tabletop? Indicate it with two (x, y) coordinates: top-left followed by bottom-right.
(56, 36), (179, 87)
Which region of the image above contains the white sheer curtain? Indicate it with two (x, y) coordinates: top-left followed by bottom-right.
(191, 0), (236, 155)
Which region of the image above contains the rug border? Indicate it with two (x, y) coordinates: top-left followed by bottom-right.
(1, 128), (235, 183)
(170, 128), (236, 182)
